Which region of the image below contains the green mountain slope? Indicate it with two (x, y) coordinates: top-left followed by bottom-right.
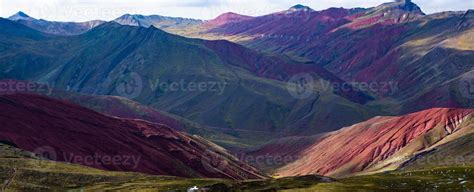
(0, 19), (383, 143)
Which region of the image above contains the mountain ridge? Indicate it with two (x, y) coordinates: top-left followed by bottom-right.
(6, 11), (105, 35)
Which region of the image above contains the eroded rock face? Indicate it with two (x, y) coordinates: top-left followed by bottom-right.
(275, 108), (473, 177)
(0, 94), (267, 180)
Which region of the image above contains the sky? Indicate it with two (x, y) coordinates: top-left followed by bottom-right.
(0, 0), (473, 22)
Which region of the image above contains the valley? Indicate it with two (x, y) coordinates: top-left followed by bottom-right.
(0, 0), (473, 191)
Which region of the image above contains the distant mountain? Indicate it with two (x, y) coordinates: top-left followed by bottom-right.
(0, 18), (380, 144)
(187, 1), (425, 39)
(199, 6), (357, 39)
(288, 4), (314, 12)
(113, 13), (202, 32)
(175, 1), (474, 115)
(204, 12), (253, 27)
(269, 108), (474, 177)
(1, 1), (473, 144)
(184, 1), (426, 54)
(7, 11), (105, 35)
(8, 11), (33, 21)
(0, 16), (48, 39)
(0, 94), (266, 180)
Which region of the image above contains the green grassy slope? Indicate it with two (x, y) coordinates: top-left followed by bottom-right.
(1, 142), (472, 192)
(0, 143), (227, 191)
(302, 166), (474, 192)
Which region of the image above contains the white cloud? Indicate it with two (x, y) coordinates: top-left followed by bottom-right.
(0, 0), (472, 22)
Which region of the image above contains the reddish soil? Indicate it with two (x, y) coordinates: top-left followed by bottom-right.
(276, 108), (473, 176)
(0, 94), (267, 180)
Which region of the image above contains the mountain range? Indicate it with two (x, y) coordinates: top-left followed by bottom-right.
(6, 1), (473, 115)
(181, 0), (474, 115)
(113, 13), (202, 33)
(1, 0), (473, 149)
(7, 11), (104, 35)
(2, 1), (473, 144)
(0, 17), (382, 145)
(0, 0), (473, 190)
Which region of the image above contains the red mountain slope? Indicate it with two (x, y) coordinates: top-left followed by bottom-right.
(275, 108), (474, 177)
(203, 40), (374, 104)
(0, 94), (267, 180)
(205, 12), (253, 27)
(206, 7), (353, 37)
(184, 1), (473, 113)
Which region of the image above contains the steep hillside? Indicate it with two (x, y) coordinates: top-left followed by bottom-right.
(305, 10), (474, 113)
(0, 94), (266, 180)
(244, 134), (329, 173)
(272, 108), (474, 177)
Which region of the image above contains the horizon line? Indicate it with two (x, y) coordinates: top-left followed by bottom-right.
(1, 0), (473, 22)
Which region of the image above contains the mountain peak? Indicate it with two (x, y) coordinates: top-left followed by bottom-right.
(16, 11), (28, 17)
(219, 12), (242, 16)
(214, 12), (251, 19)
(114, 14), (149, 27)
(8, 11), (33, 21)
(289, 4), (313, 12)
(389, 0), (424, 14)
(206, 12), (252, 26)
(368, 0), (425, 17)
(395, 0), (411, 3)
(117, 14), (144, 20)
